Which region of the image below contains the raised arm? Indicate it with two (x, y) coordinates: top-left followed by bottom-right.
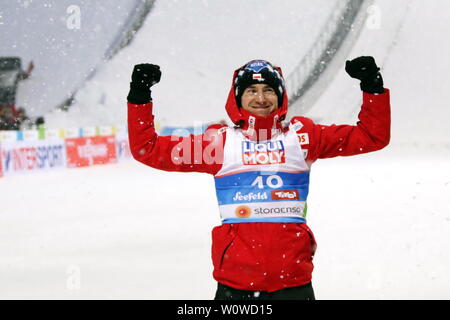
(293, 56), (391, 162)
(127, 64), (224, 174)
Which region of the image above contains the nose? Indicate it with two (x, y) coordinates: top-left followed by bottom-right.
(255, 91), (266, 103)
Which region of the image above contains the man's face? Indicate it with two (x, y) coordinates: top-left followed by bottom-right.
(241, 84), (278, 117)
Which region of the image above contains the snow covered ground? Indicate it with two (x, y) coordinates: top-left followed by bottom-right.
(1, 0), (450, 299)
(1, 149), (449, 299)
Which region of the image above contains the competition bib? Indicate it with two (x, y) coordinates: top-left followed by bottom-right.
(214, 125), (310, 224)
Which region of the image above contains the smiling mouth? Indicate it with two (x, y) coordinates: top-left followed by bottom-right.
(250, 105), (270, 109)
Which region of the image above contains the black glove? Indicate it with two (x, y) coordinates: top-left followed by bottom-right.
(127, 63), (161, 104)
(345, 56), (384, 94)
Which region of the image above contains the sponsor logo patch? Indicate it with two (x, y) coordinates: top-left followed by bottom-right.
(252, 73), (265, 81)
(254, 206), (302, 215)
(233, 191), (268, 202)
(292, 121), (303, 132)
(235, 205), (251, 218)
(297, 133), (309, 145)
(246, 61), (269, 73)
(271, 190), (299, 200)
(242, 140), (285, 165)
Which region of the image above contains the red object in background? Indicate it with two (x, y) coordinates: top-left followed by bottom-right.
(65, 136), (117, 168)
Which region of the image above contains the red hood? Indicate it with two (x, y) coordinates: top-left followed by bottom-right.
(225, 64), (289, 141)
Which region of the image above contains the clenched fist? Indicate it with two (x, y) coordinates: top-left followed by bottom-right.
(127, 63), (162, 104)
(345, 56), (384, 94)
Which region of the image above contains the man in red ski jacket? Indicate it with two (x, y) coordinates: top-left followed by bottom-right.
(127, 57), (390, 300)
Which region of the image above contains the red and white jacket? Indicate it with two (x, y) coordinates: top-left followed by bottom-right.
(127, 67), (391, 292)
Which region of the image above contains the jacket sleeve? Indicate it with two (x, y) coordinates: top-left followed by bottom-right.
(293, 89), (391, 162)
(127, 101), (225, 175)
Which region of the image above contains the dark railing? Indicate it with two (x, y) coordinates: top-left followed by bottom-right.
(285, 0), (367, 110)
(103, 0), (156, 60)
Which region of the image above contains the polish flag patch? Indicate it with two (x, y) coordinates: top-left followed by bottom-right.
(252, 73), (264, 81)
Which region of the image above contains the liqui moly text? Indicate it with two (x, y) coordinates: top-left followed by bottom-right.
(242, 140), (285, 165)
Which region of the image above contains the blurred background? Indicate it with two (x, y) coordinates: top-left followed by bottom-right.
(1, 0), (449, 299)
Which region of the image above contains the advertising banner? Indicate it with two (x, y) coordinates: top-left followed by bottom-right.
(0, 139), (67, 176)
(65, 136), (117, 168)
(115, 131), (131, 160)
(0, 128), (132, 178)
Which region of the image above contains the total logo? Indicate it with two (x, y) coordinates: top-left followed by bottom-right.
(242, 140), (285, 165)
